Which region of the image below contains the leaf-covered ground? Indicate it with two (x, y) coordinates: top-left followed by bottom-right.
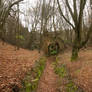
(0, 42), (42, 92)
(37, 48), (92, 92)
(0, 41), (92, 92)
(58, 47), (92, 92)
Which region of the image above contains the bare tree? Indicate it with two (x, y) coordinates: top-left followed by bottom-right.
(57, 0), (92, 60)
(0, 0), (23, 42)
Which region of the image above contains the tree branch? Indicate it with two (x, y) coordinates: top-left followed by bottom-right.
(73, 0), (78, 24)
(79, 25), (92, 49)
(57, 0), (75, 29)
(65, 0), (75, 22)
(78, 0), (87, 25)
(9, 0), (23, 9)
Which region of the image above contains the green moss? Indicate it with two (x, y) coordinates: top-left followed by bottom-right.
(53, 57), (67, 78)
(25, 82), (32, 92)
(66, 81), (78, 92)
(51, 50), (57, 55)
(55, 64), (67, 78)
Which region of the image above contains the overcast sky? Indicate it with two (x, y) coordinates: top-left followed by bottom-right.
(19, 0), (37, 29)
(19, 0), (91, 31)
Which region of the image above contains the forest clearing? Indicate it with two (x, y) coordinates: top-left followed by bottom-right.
(0, 0), (92, 92)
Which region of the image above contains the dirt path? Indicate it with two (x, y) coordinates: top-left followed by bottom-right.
(37, 57), (59, 92)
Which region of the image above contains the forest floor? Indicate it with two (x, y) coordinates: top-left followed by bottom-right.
(37, 57), (59, 92)
(0, 41), (92, 92)
(36, 47), (92, 92)
(0, 41), (42, 92)
(58, 47), (92, 92)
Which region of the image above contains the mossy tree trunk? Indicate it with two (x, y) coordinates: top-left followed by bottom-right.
(71, 26), (82, 61)
(71, 43), (79, 61)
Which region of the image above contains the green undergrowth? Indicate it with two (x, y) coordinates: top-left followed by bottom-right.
(53, 57), (67, 78)
(53, 57), (84, 92)
(20, 57), (46, 92)
(54, 63), (67, 78)
(66, 80), (79, 92)
(50, 50), (57, 55)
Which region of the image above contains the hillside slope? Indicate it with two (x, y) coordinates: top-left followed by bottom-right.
(0, 41), (92, 92)
(58, 47), (92, 92)
(0, 42), (42, 92)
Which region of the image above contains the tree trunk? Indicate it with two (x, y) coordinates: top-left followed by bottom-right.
(0, 24), (5, 45)
(71, 28), (81, 61)
(71, 44), (79, 61)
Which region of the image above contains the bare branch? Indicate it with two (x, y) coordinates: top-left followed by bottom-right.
(65, 0), (75, 22)
(73, 0), (78, 24)
(57, 0), (75, 29)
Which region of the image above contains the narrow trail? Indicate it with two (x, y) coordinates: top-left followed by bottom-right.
(37, 57), (59, 92)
